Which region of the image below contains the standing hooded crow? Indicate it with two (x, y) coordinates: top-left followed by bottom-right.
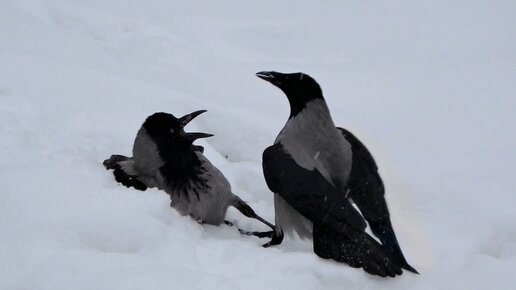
(257, 71), (417, 277)
(103, 110), (274, 236)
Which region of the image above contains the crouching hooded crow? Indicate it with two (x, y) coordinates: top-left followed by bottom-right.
(256, 71), (417, 277)
(103, 110), (275, 237)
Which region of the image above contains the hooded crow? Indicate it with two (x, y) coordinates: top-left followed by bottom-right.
(257, 71), (417, 277)
(103, 110), (275, 236)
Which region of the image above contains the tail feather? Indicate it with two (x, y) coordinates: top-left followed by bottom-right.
(313, 224), (402, 277)
(103, 155), (147, 191)
(338, 127), (417, 274)
(350, 184), (418, 274)
(369, 220), (419, 274)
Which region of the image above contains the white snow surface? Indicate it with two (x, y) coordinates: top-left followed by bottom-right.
(1, 1), (515, 289)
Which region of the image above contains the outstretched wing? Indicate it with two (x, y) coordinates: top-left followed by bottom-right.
(262, 143), (366, 232)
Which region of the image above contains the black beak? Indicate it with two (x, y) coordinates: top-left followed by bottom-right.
(256, 71), (277, 82)
(178, 110), (207, 128)
(256, 71), (285, 88)
(184, 132), (214, 142)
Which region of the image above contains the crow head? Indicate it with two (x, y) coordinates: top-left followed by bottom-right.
(143, 110), (213, 151)
(256, 71), (324, 117)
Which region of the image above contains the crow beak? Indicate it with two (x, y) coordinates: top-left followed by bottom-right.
(256, 71), (276, 82)
(257, 71), (284, 88)
(178, 110), (207, 128)
(184, 132), (214, 142)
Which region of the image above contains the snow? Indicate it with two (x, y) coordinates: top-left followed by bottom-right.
(1, 0), (515, 289)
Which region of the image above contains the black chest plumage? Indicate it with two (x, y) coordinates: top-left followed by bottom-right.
(157, 141), (211, 201)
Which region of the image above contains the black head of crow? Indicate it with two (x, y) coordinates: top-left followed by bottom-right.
(142, 110), (212, 150)
(256, 71), (324, 118)
(257, 71), (418, 277)
(139, 111), (213, 192)
(103, 110), (275, 238)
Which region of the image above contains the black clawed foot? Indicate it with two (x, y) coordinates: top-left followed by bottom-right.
(253, 231), (274, 238)
(103, 154), (129, 169)
(239, 230), (274, 238)
(262, 231), (284, 248)
(224, 220), (275, 239)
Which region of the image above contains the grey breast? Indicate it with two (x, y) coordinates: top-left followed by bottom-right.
(168, 153), (234, 225)
(273, 99), (353, 237)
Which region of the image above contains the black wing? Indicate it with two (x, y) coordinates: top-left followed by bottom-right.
(103, 155), (148, 191)
(338, 128), (379, 172)
(262, 143), (366, 232)
(337, 127), (418, 274)
(263, 143), (402, 276)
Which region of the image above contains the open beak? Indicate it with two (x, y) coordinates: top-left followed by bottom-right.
(178, 110), (207, 128)
(184, 132), (214, 142)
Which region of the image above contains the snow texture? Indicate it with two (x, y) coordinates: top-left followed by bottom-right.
(1, 0), (515, 289)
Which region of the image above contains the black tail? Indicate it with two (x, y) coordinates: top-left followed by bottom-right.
(338, 127), (418, 274)
(103, 155), (147, 191)
(231, 196), (275, 231)
(350, 182), (418, 274)
(369, 220), (419, 274)
(313, 223), (403, 277)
